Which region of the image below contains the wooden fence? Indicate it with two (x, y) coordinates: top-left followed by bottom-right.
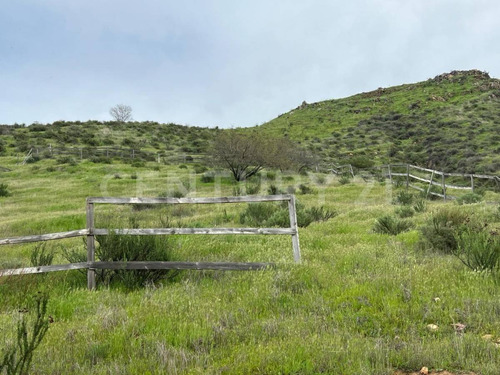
(0, 195), (301, 289)
(18, 145), (208, 164)
(354, 164), (500, 200)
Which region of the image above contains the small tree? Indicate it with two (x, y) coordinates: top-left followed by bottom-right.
(109, 104), (133, 122)
(212, 131), (309, 181)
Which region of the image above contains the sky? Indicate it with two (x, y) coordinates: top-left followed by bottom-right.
(1, 0), (499, 127)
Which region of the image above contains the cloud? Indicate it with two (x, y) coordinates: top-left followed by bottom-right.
(0, 0), (499, 126)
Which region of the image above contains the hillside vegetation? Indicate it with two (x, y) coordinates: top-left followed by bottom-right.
(258, 70), (500, 174)
(1, 70), (499, 175)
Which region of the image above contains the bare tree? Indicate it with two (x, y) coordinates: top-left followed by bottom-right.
(109, 104), (133, 122)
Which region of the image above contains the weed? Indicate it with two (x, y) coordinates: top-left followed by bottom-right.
(413, 199), (426, 213)
(0, 294), (50, 375)
(30, 243), (54, 267)
(395, 206), (414, 218)
(339, 175), (351, 185)
(0, 183), (10, 197)
(453, 228), (500, 271)
(201, 172), (215, 183)
(393, 191), (414, 205)
(373, 215), (413, 235)
(298, 184), (313, 194)
(418, 207), (469, 253)
(456, 192), (483, 205)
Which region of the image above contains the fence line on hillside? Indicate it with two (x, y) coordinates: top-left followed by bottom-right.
(331, 163), (500, 200)
(17, 145), (208, 165)
(0, 195), (301, 290)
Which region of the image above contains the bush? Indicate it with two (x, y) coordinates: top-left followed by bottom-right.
(95, 232), (176, 288)
(0, 294), (50, 375)
(265, 171), (276, 180)
(30, 243), (54, 267)
(339, 175), (351, 185)
(0, 183), (10, 197)
(201, 172), (215, 183)
(130, 173), (138, 180)
(373, 215), (413, 235)
(240, 202), (337, 228)
(456, 193), (483, 205)
(298, 184), (313, 194)
(413, 199), (426, 213)
(393, 191), (414, 205)
(452, 228), (500, 272)
(418, 207), (469, 253)
(193, 165), (208, 174)
(178, 164), (188, 169)
(395, 206), (414, 218)
(246, 183), (260, 195)
(267, 184), (284, 195)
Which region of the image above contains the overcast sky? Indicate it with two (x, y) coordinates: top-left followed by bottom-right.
(1, 0), (499, 127)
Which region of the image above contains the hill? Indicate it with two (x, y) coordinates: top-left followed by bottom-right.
(1, 70), (499, 175)
(257, 70), (500, 174)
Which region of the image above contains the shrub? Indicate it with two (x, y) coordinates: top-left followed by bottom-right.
(30, 243), (54, 267)
(418, 207), (469, 253)
(286, 185), (296, 194)
(413, 199), (426, 213)
(201, 172), (215, 183)
(452, 228), (500, 272)
(267, 184), (284, 195)
(178, 164), (188, 169)
(373, 215), (413, 235)
(315, 175), (326, 185)
(95, 232), (176, 288)
(56, 156), (76, 165)
(130, 173), (138, 180)
(240, 202), (337, 228)
(298, 184), (313, 194)
(456, 193), (483, 205)
(265, 171), (276, 180)
(246, 183), (260, 195)
(393, 191), (414, 205)
(395, 206), (414, 218)
(193, 165), (208, 174)
(172, 189), (186, 198)
(0, 294), (50, 375)
(339, 175), (351, 185)
(0, 183), (10, 197)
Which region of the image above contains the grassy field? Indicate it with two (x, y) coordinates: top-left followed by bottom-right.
(1, 158), (500, 374)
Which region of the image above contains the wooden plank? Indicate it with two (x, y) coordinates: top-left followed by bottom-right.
(86, 202), (96, 290)
(409, 164), (444, 175)
(287, 195), (301, 263)
(0, 229), (89, 246)
(0, 262), (88, 276)
(91, 261), (275, 271)
(87, 195), (292, 205)
(93, 228), (296, 236)
(390, 173), (407, 177)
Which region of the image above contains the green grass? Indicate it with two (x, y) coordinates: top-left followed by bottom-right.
(1, 159), (500, 374)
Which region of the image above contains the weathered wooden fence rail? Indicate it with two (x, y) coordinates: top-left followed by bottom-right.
(0, 195), (301, 289)
(335, 163), (499, 200)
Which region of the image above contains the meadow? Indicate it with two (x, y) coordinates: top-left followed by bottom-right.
(1, 157), (500, 374)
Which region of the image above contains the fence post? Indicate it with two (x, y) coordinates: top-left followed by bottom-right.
(288, 195), (301, 263)
(426, 171), (435, 199)
(470, 175), (474, 193)
(441, 174), (446, 201)
(388, 165), (392, 184)
(86, 200), (96, 290)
